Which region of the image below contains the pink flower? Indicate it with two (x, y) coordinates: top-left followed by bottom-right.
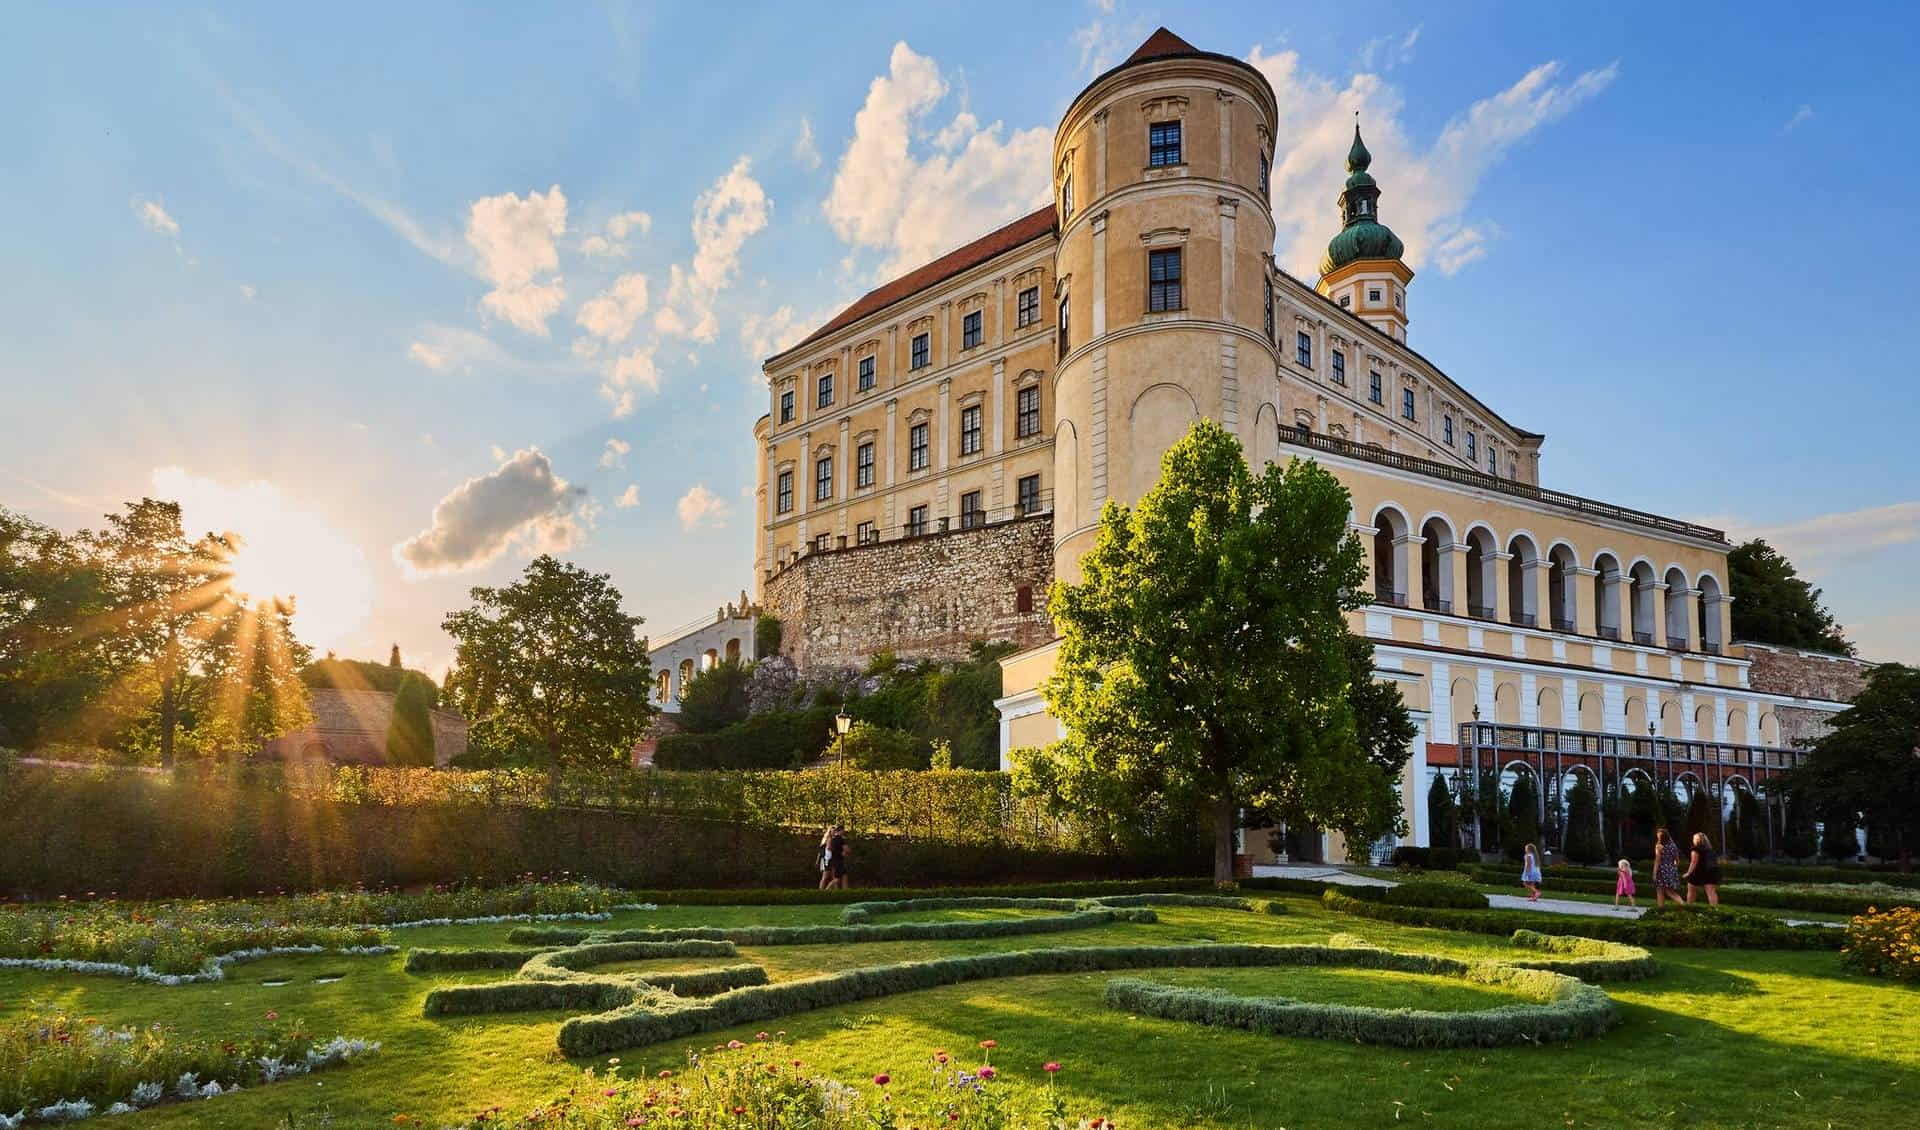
(979, 1040), (997, 1049)
(873, 1074), (891, 1086)
(726, 1040), (745, 1050)
(605, 1089), (618, 1097)
(1044, 1062), (1061, 1073)
(264, 1010), (279, 1021)
(978, 1066), (997, 1079)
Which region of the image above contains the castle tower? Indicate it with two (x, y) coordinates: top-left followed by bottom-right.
(1316, 124), (1413, 341)
(1049, 28), (1281, 583)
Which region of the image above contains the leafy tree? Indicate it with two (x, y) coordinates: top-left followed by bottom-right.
(1426, 772), (1457, 850)
(1505, 773), (1541, 861)
(840, 720), (927, 770)
(441, 555), (653, 795)
(1726, 788), (1768, 859)
(0, 507), (115, 749)
(1563, 774), (1606, 864)
(388, 643), (403, 669)
(193, 601), (313, 754)
(1683, 784), (1717, 846)
(1015, 420), (1407, 881)
(1780, 791), (1819, 858)
(1659, 781), (1688, 838)
(754, 614), (782, 659)
(1623, 775), (1659, 859)
(385, 671), (436, 767)
(1819, 808), (1860, 862)
(677, 659), (753, 734)
(301, 656), (440, 706)
(1789, 664), (1919, 870)
(1727, 539), (1853, 655)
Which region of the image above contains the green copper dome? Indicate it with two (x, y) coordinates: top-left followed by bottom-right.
(1320, 124), (1404, 275)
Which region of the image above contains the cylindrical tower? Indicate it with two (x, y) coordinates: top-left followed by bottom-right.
(1050, 28), (1281, 584)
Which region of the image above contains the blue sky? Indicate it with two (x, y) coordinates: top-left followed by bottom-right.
(3, 1), (1915, 671)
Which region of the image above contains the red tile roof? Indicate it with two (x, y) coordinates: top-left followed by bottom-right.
(1126, 27), (1199, 63)
(775, 206), (1056, 362)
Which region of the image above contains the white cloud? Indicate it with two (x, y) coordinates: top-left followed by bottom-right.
(824, 43), (1053, 277)
(1248, 47), (1617, 278)
(466, 186), (569, 335)
(238, 283), (257, 300)
(1783, 104), (1815, 133)
(408, 342), (449, 371)
(580, 210), (653, 257)
(616, 484), (641, 509)
(602, 345), (661, 417)
(135, 198), (180, 238)
(1360, 27), (1421, 72)
(599, 437), (631, 469)
(575, 272), (652, 345)
(655, 157), (770, 342)
(739, 303), (838, 363)
(1070, 16), (1140, 78)
(795, 117), (823, 170)
(676, 483), (730, 530)
(393, 448), (591, 577)
(405, 323), (516, 374)
(1719, 501), (1920, 569)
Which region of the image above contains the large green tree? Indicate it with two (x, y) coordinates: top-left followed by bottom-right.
(1790, 663), (1920, 870)
(442, 555), (653, 795)
(1727, 539), (1853, 655)
(1014, 420), (1411, 881)
(385, 671), (437, 767)
(677, 659), (753, 734)
(1563, 773), (1606, 864)
(0, 507), (115, 749)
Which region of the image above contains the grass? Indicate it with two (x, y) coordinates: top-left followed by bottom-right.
(0, 898), (1912, 1128)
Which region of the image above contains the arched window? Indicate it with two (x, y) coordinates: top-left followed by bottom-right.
(1628, 562), (1658, 645)
(1547, 544), (1579, 633)
(1696, 575), (1724, 654)
(1664, 567), (1691, 650)
(1371, 507), (1409, 607)
(1506, 535), (1539, 628)
(1419, 517), (1454, 613)
(1464, 527), (1498, 619)
(1592, 554), (1622, 640)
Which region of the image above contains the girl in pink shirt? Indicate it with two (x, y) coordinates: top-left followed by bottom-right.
(1614, 858), (1638, 908)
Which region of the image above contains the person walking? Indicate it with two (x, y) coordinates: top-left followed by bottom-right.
(1684, 832), (1722, 906)
(815, 826), (834, 890)
(1520, 843), (1543, 901)
(825, 823), (850, 890)
(1652, 827), (1686, 906)
(1613, 858), (1638, 908)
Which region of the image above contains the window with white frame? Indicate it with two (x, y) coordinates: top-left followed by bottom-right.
(908, 422), (929, 471)
(1017, 385), (1040, 438)
(961, 310), (982, 350)
(855, 441), (874, 488)
(857, 355), (875, 391)
(1017, 286), (1039, 327)
(959, 405), (982, 455)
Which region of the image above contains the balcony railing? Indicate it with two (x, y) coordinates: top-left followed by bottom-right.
(1667, 638), (1689, 652)
(1278, 425), (1727, 543)
(1510, 612), (1537, 629)
(1633, 631), (1654, 646)
(1376, 590), (1408, 608)
(1701, 641), (1722, 655)
(768, 491), (1053, 579)
(1468, 603), (1496, 621)
(1423, 593), (1452, 614)
(1597, 625), (1620, 641)
(1551, 617), (1576, 633)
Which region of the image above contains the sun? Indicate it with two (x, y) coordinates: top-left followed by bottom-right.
(153, 468), (374, 652)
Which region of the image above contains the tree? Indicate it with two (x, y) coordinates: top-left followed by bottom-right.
(1505, 773), (1541, 861)
(1781, 791), (1818, 858)
(841, 720), (927, 770)
(677, 659), (753, 733)
(1014, 420), (1408, 881)
(1819, 808), (1860, 862)
(386, 671), (437, 767)
(1623, 775), (1660, 859)
(0, 507), (115, 749)
(1426, 772), (1457, 850)
(1683, 784), (1717, 846)
(1727, 540), (1853, 655)
(1789, 664), (1920, 870)
(1563, 774), (1606, 864)
(441, 555), (653, 795)
(388, 643), (403, 669)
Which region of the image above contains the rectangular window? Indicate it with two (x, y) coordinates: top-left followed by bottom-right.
(779, 389), (794, 423)
(817, 372), (833, 408)
(959, 405), (982, 455)
(1338, 294), (1351, 309)
(1017, 473), (1041, 515)
(1058, 296), (1070, 358)
(814, 455), (833, 501)
(911, 332), (930, 370)
(1401, 388), (1416, 421)
(1331, 350), (1346, 385)
(1263, 277), (1275, 341)
(907, 504), (929, 536)
(1295, 331), (1313, 369)
(1148, 248), (1183, 312)
(857, 355), (875, 391)
(1259, 151), (1271, 198)
(855, 441), (874, 488)
(814, 532), (831, 552)
(1149, 120), (1182, 166)
(776, 470), (793, 514)
(856, 520), (876, 545)
(1017, 286), (1039, 327)
(1368, 371), (1383, 404)
(1368, 287), (1383, 303)
(1017, 385), (1040, 438)
(1443, 415), (1454, 445)
(1060, 174), (1073, 222)
(962, 310), (982, 350)
(960, 490), (985, 529)
(1465, 432), (1477, 460)
(909, 423), (929, 471)
(1488, 448), (1498, 475)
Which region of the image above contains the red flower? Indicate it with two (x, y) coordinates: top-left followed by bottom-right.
(978, 1040), (997, 1049)
(978, 1066), (997, 1079)
(873, 1074), (891, 1086)
(1044, 1062), (1061, 1073)
(264, 1010), (279, 1021)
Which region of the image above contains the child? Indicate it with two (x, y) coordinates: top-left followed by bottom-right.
(1520, 843), (1542, 902)
(1613, 858), (1638, 908)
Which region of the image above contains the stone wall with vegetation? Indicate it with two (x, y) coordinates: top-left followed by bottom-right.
(1740, 641), (1875, 747)
(762, 515), (1054, 670)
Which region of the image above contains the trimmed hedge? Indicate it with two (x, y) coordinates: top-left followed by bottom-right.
(552, 942), (1626, 1056)
(1462, 864), (1916, 916)
(508, 907), (1158, 948)
(404, 947), (558, 973)
(424, 963), (768, 1018)
(1344, 881), (1489, 910)
(1388, 846), (1467, 871)
(518, 940), (743, 979)
(837, 892), (1252, 923)
(598, 878), (1217, 908)
(1321, 890), (1843, 950)
(1503, 930), (1659, 981)
(1475, 860), (1920, 891)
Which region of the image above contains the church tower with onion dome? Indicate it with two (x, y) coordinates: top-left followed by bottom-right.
(1316, 124), (1413, 342)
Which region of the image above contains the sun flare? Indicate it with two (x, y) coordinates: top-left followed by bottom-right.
(152, 468), (373, 652)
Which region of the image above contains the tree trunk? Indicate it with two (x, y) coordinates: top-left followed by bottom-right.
(1211, 793), (1237, 884)
(159, 676), (177, 770)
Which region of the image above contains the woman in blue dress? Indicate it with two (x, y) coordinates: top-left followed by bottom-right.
(1520, 843), (1543, 901)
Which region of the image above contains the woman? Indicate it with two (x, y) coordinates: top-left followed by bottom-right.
(815, 826), (834, 890)
(1652, 828), (1685, 906)
(1519, 843), (1543, 901)
(1684, 831), (1722, 906)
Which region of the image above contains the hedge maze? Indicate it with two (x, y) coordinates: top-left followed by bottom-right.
(411, 894), (1660, 1057)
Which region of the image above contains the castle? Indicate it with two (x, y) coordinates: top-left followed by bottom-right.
(747, 29), (1869, 860)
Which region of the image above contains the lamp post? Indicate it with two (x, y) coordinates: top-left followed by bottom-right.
(834, 710), (852, 765)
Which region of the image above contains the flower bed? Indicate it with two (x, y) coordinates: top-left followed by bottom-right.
(1841, 906), (1920, 980)
(1321, 890), (1843, 949)
(0, 1011), (376, 1128)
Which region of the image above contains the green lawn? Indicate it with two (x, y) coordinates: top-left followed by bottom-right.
(2, 898), (1912, 1128)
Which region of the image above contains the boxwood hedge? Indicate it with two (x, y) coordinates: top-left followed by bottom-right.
(837, 892), (1252, 923)
(1322, 890), (1842, 950)
(508, 907), (1157, 947)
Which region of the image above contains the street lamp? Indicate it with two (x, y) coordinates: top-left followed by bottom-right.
(834, 710), (852, 765)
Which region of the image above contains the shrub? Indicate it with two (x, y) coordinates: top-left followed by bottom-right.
(753, 614), (782, 659)
(1389, 846), (1464, 871)
(300, 657), (437, 704)
(1505, 775), (1541, 862)
(675, 660), (754, 734)
(840, 720), (928, 771)
(385, 671), (437, 767)
(507, 907), (1157, 948)
(652, 706), (837, 770)
(1426, 774), (1458, 852)
(1821, 810), (1861, 862)
(1321, 890), (1842, 950)
(1841, 907), (1920, 980)
(1563, 775), (1606, 865)
(404, 947), (557, 973)
(1379, 881), (1489, 909)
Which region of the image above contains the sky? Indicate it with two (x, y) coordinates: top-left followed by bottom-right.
(2, 1), (1916, 673)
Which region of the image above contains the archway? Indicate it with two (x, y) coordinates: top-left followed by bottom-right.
(1371, 506), (1410, 607)
(1464, 526), (1498, 619)
(1663, 567), (1691, 649)
(1696, 574), (1724, 653)
(1506, 534), (1540, 628)
(1547, 543), (1579, 632)
(1628, 561), (1657, 644)
(1592, 553), (1622, 640)
(1420, 516), (1455, 613)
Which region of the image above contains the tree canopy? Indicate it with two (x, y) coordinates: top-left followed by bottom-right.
(1727, 539), (1853, 655)
(1013, 420), (1413, 880)
(1790, 662), (1919, 869)
(442, 555), (653, 791)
